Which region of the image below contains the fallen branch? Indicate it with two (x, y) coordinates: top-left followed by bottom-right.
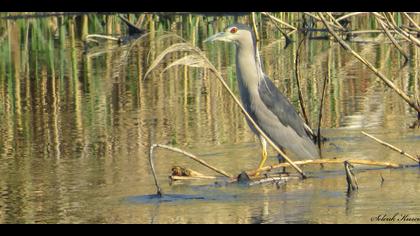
(361, 131), (419, 163)
(318, 12), (420, 114)
(247, 158), (401, 176)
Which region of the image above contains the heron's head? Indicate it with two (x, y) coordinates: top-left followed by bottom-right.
(204, 23), (256, 48)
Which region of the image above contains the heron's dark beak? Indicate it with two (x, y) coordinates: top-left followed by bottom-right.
(204, 32), (230, 43)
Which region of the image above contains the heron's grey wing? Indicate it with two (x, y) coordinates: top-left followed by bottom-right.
(257, 75), (319, 159)
(258, 75), (309, 139)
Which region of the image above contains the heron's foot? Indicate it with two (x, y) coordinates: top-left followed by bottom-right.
(255, 149), (268, 177)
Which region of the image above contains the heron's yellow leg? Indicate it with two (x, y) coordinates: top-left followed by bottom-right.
(255, 137), (268, 176)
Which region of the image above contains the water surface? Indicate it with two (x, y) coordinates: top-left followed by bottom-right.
(0, 13), (419, 224)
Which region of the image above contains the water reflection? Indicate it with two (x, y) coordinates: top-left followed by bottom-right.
(0, 13), (419, 223)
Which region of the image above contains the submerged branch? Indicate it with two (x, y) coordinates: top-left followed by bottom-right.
(246, 158), (401, 176)
(345, 161), (359, 193)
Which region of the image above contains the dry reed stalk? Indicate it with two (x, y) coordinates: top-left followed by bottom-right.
(380, 12), (420, 47)
(295, 37), (310, 126)
(318, 12), (420, 114)
(263, 13), (294, 46)
(361, 132), (419, 163)
(374, 14), (410, 63)
(336, 12), (367, 22)
(326, 12), (346, 31)
(303, 12), (344, 30)
(261, 12), (297, 31)
(402, 12), (420, 32)
(317, 74), (329, 149)
(345, 30), (418, 35)
(251, 12), (260, 42)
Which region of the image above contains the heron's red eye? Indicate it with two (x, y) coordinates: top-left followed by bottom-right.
(230, 27), (238, 34)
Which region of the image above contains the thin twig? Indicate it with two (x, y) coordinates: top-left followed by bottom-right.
(295, 37), (310, 126)
(261, 12), (297, 31)
(402, 12), (420, 32)
(326, 12), (346, 31)
(317, 74), (329, 150)
(318, 12), (420, 113)
(361, 132), (419, 163)
(263, 13), (293, 47)
(151, 144), (233, 178)
(374, 14), (409, 64)
(303, 12), (344, 30)
(381, 12), (420, 47)
(149, 144), (163, 196)
(336, 12), (367, 22)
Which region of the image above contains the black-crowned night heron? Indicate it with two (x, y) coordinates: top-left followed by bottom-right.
(205, 23), (319, 174)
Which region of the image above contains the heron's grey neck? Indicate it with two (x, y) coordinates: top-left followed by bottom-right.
(235, 44), (264, 92)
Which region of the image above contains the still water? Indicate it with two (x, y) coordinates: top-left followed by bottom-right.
(0, 13), (419, 223)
